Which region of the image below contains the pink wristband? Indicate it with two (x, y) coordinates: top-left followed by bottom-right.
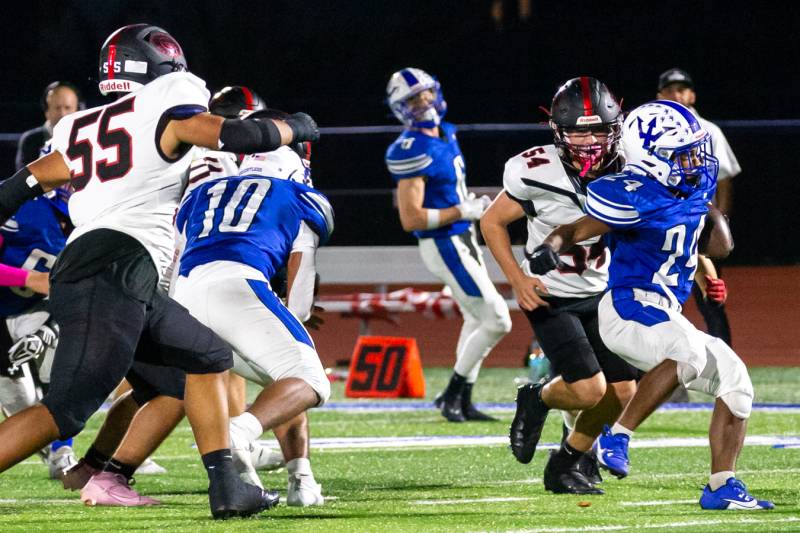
(0, 263), (29, 287)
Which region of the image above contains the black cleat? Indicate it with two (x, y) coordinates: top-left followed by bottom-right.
(462, 402), (498, 421)
(209, 476), (280, 519)
(434, 391), (466, 422)
(461, 382), (497, 421)
(509, 383), (549, 464)
(577, 452), (603, 485)
(544, 451), (604, 495)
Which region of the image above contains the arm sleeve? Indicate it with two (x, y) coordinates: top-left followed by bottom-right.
(385, 138), (434, 181)
(0, 263), (29, 287)
(287, 221), (319, 321)
(585, 178), (643, 229)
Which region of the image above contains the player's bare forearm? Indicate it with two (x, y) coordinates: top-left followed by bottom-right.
(166, 113), (293, 155)
(543, 215), (610, 253)
(396, 177), (461, 232)
(481, 192), (526, 283)
(26, 153), (71, 191)
(694, 255), (717, 298)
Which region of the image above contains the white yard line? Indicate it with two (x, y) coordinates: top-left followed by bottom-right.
(502, 516), (800, 533)
(619, 499), (697, 507)
(413, 496), (534, 505)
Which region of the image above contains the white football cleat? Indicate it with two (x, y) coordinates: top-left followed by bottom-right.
(48, 446), (78, 480)
(287, 473), (324, 507)
(251, 443), (285, 472)
(135, 457), (167, 475)
(229, 419), (263, 489)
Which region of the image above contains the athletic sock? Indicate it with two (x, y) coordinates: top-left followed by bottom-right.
(554, 440), (582, 465)
(231, 411), (264, 441)
(84, 445), (111, 470)
(611, 422), (634, 438)
(442, 372), (467, 399)
(105, 458), (137, 481)
(709, 470), (735, 491)
(202, 448), (237, 481)
(286, 457), (312, 476)
(50, 438), (73, 452)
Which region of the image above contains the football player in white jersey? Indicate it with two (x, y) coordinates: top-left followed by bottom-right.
(481, 78), (638, 494)
(0, 24), (319, 519)
(384, 68), (512, 422)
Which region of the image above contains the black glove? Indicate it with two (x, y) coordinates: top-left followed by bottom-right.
(285, 112), (320, 143)
(528, 244), (562, 275)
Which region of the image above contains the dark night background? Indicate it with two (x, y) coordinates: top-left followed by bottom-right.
(1, 1), (797, 263)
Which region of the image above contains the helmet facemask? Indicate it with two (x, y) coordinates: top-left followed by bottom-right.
(391, 84), (446, 129)
(652, 137), (719, 195)
(386, 68), (447, 129)
(552, 121), (622, 178)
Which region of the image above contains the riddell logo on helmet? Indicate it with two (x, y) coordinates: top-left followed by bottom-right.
(99, 80), (134, 92)
(576, 115), (602, 125)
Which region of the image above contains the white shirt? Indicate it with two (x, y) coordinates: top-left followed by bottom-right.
(51, 72), (210, 278)
(503, 144), (610, 298)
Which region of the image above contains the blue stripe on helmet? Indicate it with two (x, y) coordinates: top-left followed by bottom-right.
(400, 69), (419, 88)
(654, 100), (701, 132)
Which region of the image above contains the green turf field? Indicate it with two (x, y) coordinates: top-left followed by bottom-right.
(0, 367), (798, 532)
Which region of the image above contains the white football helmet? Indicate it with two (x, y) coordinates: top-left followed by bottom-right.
(239, 148), (312, 187)
(621, 100), (718, 195)
(386, 68), (447, 128)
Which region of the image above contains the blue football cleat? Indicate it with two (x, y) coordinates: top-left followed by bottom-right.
(699, 477), (775, 510)
(593, 424), (629, 479)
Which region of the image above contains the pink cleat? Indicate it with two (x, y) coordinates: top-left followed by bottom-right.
(62, 458), (100, 490)
(80, 472), (161, 507)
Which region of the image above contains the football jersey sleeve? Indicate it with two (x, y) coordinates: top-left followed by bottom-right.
(297, 187), (334, 245)
(585, 176), (643, 229)
(502, 154), (533, 203)
(385, 135), (435, 182)
(157, 72), (210, 118)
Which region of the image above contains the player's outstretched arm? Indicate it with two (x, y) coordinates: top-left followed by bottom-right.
(0, 152), (70, 222)
(529, 215), (611, 275)
(481, 192), (550, 311)
(164, 111), (320, 157)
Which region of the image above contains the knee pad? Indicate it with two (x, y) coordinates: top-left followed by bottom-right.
(687, 337), (753, 418)
(273, 345), (331, 407)
(720, 391), (752, 419)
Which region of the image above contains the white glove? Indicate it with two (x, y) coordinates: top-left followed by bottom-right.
(7, 322), (59, 372)
(456, 194), (491, 221)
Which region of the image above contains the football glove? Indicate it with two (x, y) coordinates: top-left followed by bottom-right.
(7, 321), (59, 372)
(285, 113), (320, 143)
(528, 244), (562, 275)
(704, 275), (728, 305)
(456, 194), (491, 221)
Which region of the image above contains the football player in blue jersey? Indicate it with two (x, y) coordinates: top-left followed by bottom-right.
(172, 108), (333, 506)
(385, 68), (512, 422)
(528, 100), (773, 510)
(0, 184), (78, 479)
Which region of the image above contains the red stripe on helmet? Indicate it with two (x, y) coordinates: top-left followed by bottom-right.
(241, 86), (254, 110)
(107, 45), (117, 80)
(580, 76), (593, 116)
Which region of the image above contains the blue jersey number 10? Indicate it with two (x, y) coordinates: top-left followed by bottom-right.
(198, 178), (271, 238)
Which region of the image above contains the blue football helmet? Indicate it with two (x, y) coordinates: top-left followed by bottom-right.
(621, 100), (718, 195)
(386, 68), (447, 128)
